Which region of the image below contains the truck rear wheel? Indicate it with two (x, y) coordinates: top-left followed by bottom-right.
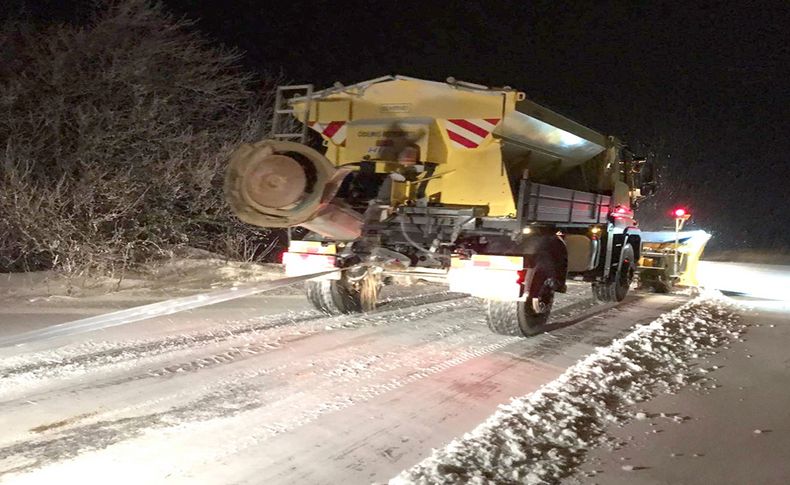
(592, 244), (635, 302)
(305, 272), (378, 315)
(486, 259), (556, 337)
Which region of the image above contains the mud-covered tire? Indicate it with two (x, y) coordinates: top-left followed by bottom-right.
(592, 244), (636, 302)
(305, 273), (378, 315)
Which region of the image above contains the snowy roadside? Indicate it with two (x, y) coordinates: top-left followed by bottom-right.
(0, 256), (292, 304)
(391, 292), (744, 484)
(0, 256), (306, 332)
(568, 297), (790, 484)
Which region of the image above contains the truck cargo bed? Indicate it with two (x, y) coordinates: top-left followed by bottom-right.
(517, 181), (611, 225)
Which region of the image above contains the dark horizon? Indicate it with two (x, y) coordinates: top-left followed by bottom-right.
(5, 0), (789, 251)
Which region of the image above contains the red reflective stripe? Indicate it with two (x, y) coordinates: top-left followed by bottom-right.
(447, 130), (479, 148)
(322, 121), (344, 138)
(472, 260), (491, 267)
(483, 118), (500, 126)
(447, 119), (490, 138)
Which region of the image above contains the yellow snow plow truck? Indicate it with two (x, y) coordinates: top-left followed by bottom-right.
(225, 76), (656, 336)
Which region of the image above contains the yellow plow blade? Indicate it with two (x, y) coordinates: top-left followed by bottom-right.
(639, 230), (712, 287)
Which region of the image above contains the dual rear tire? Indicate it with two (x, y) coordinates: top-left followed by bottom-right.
(592, 244), (636, 302)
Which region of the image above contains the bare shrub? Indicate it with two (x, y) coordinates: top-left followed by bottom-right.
(0, 0), (278, 274)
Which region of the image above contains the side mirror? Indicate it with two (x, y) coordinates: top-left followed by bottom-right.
(632, 156), (658, 197)
(640, 181), (657, 196)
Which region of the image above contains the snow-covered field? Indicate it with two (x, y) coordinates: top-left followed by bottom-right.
(2, 259), (783, 484)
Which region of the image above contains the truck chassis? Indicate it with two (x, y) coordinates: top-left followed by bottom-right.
(286, 178), (640, 337)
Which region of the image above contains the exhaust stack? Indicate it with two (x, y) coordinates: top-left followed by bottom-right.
(225, 140), (363, 240)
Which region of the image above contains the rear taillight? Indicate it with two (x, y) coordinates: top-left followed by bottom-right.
(516, 269), (527, 285)
(612, 205), (633, 219)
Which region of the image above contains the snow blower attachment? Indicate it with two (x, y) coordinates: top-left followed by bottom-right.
(225, 76), (657, 335)
(225, 140), (363, 241)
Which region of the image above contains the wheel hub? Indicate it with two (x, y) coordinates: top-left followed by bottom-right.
(530, 279), (555, 314)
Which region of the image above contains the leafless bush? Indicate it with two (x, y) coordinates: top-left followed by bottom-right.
(0, 0), (278, 274)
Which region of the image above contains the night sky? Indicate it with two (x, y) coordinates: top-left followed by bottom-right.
(6, 0), (789, 251)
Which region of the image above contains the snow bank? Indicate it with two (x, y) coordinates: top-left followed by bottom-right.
(391, 292), (743, 485)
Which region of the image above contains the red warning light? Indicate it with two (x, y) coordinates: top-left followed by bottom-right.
(673, 208), (688, 218)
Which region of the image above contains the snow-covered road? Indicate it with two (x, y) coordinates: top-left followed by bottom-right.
(0, 277), (687, 484)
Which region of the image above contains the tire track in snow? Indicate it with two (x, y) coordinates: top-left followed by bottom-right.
(0, 380), (275, 476)
(0, 300), (497, 477)
(0, 289), (463, 378)
(0, 291), (468, 402)
(0, 284), (611, 480)
(0, 297), (480, 443)
(241, 337), (522, 440)
(0, 325), (521, 480)
(2, 287), (599, 430)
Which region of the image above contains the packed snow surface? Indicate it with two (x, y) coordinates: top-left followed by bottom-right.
(391, 292), (743, 485)
(0, 269), (337, 347)
(0, 257), (709, 484)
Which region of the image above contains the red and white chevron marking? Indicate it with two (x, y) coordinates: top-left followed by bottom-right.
(444, 118), (501, 149)
(308, 121), (347, 145)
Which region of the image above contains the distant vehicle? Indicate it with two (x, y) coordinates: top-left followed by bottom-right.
(225, 76), (656, 336)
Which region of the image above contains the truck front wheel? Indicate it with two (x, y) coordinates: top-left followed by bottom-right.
(592, 244), (635, 302)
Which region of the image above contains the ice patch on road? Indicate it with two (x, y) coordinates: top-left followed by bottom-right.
(391, 292), (743, 485)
